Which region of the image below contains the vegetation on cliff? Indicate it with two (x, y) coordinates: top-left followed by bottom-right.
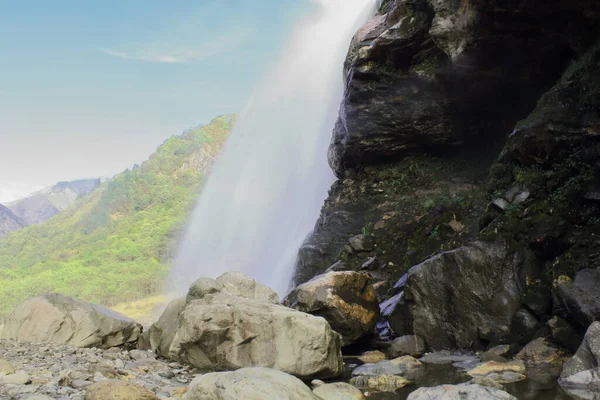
(0, 115), (236, 316)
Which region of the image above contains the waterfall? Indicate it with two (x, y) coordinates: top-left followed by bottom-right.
(167, 0), (378, 296)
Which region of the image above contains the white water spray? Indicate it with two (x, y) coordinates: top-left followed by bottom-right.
(168, 0), (378, 296)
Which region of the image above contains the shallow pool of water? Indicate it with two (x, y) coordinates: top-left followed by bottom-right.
(344, 359), (577, 400)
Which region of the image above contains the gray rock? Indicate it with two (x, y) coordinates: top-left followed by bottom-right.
(388, 335), (427, 358)
(283, 271), (380, 345)
(71, 379), (92, 389)
(349, 375), (410, 392)
(1, 370), (31, 385)
(1, 293), (141, 348)
(515, 337), (568, 375)
(486, 345), (511, 357)
(555, 269), (600, 331)
(510, 308), (540, 344)
(419, 351), (479, 365)
(130, 350), (155, 361)
(361, 257), (379, 271)
(560, 322), (600, 393)
(348, 234), (374, 252)
(352, 356), (421, 377)
(138, 296), (185, 358)
(547, 316), (582, 353)
(215, 272), (280, 304)
(187, 277), (224, 300)
(404, 241), (532, 349)
(512, 191), (530, 205)
(485, 372), (526, 384)
(184, 367), (318, 400)
(491, 198), (511, 211)
(325, 261), (347, 273)
(148, 272), (343, 379)
(407, 383), (517, 400)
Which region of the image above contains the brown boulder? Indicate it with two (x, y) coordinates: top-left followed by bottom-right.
(284, 271), (379, 345)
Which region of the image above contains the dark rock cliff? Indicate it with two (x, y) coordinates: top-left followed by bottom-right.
(294, 0), (600, 350)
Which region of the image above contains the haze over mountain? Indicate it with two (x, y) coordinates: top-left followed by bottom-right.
(0, 115), (235, 315)
(6, 178), (101, 226)
(0, 205), (26, 239)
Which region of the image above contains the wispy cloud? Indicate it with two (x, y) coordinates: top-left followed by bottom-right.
(99, 48), (188, 63)
(0, 182), (43, 203)
(99, 29), (253, 64)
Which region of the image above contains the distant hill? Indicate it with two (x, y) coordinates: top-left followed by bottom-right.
(0, 114), (236, 315)
(8, 179), (101, 225)
(0, 205), (26, 239)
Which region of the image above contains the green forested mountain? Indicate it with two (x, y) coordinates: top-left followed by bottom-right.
(0, 114), (235, 315)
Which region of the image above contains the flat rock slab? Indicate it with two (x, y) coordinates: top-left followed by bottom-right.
(420, 351), (480, 365)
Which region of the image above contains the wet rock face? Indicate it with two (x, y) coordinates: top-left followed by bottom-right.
(403, 240), (535, 349)
(294, 157), (487, 289)
(329, 0), (600, 177)
(559, 322), (600, 396)
(482, 41), (600, 320)
(283, 271), (380, 346)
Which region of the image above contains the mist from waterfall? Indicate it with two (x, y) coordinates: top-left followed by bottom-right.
(167, 0), (378, 296)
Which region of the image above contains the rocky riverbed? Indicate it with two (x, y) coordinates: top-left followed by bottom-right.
(1, 270), (600, 399)
(0, 339), (582, 400)
(0, 339), (190, 399)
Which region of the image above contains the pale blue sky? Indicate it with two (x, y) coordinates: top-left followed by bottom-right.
(0, 0), (312, 202)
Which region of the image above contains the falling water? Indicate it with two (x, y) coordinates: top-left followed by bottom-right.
(168, 0), (378, 296)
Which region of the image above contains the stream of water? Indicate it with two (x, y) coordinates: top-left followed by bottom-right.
(168, 0), (379, 296)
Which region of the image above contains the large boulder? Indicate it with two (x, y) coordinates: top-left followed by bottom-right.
(1, 293), (141, 348)
(559, 322), (600, 394)
(184, 367), (318, 400)
(146, 273), (343, 379)
(403, 240), (534, 349)
(407, 383), (517, 400)
(283, 271), (379, 345)
(555, 268), (600, 332)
